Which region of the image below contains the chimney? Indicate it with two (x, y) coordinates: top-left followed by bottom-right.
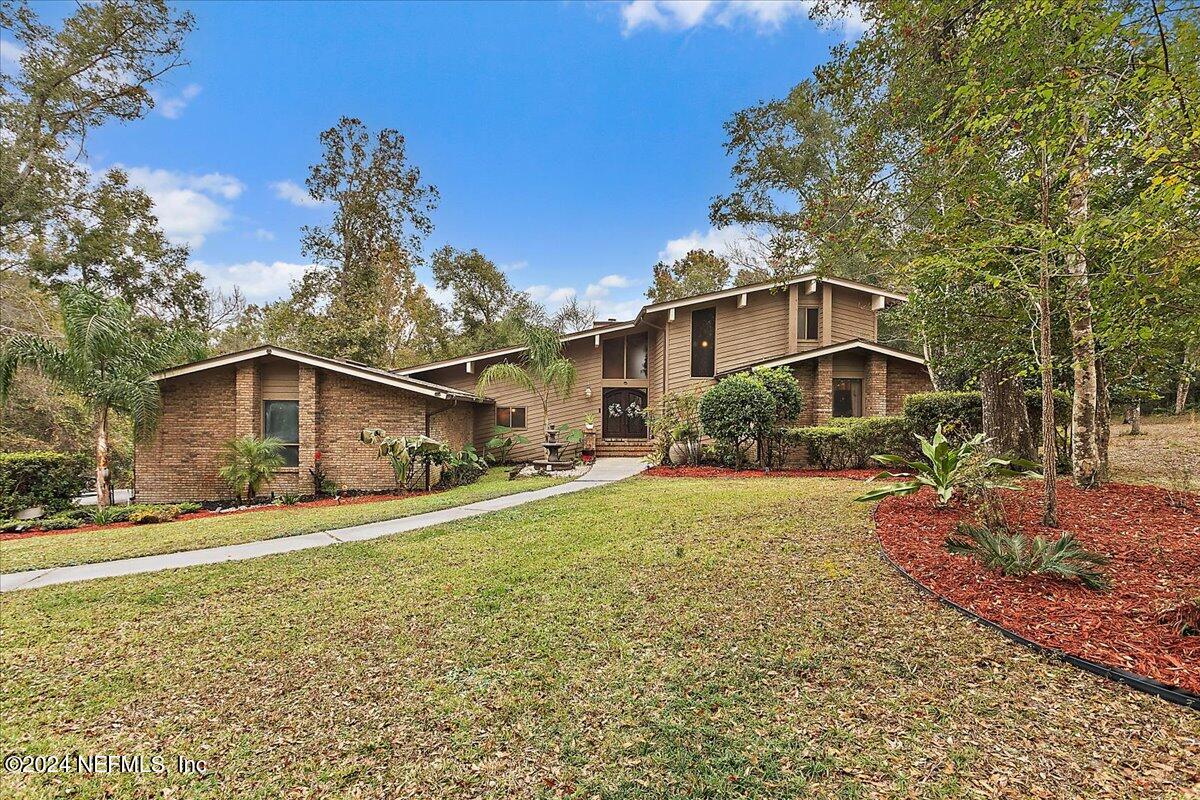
(593, 317), (618, 328)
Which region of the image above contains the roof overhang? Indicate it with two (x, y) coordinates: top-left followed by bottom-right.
(715, 338), (926, 377)
(392, 320), (638, 376)
(152, 345), (487, 403)
(637, 273), (907, 322)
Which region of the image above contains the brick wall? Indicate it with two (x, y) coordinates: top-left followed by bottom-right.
(887, 358), (933, 414)
(814, 356), (834, 423)
(136, 366), (238, 503)
(865, 353), (888, 416)
(137, 359), (480, 502)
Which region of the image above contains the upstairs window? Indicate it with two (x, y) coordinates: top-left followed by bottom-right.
(690, 307), (716, 377)
(800, 306), (820, 340)
(263, 400), (300, 467)
(602, 332), (648, 380)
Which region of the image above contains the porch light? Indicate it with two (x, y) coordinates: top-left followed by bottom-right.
(584, 387), (592, 398)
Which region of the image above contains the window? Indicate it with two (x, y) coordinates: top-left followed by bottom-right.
(496, 406), (526, 429)
(690, 307), (716, 377)
(801, 306), (820, 340)
(263, 400), (300, 467)
(602, 338), (625, 379)
(832, 378), (862, 417)
(601, 333), (649, 380)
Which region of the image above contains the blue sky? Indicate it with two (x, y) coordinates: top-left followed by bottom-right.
(19, 1), (864, 320)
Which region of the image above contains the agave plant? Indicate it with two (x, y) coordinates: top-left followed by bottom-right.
(856, 424), (1040, 506)
(946, 523), (1110, 590)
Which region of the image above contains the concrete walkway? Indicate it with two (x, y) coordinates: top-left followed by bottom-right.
(1, 458), (646, 593)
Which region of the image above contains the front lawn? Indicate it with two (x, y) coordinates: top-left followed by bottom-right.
(0, 469), (565, 574)
(2, 476), (1196, 798)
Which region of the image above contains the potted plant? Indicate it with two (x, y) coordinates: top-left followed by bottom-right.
(582, 413), (598, 462)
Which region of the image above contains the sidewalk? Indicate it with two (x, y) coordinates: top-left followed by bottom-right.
(1, 458), (646, 593)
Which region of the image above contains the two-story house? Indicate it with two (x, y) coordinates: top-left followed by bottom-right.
(137, 273), (931, 501)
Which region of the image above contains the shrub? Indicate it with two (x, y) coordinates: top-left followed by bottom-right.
(436, 444), (488, 488)
(361, 429), (451, 490)
(790, 417), (913, 470)
(127, 505), (183, 525)
(856, 424), (1040, 507)
(643, 388), (703, 466)
(902, 392), (983, 441)
(945, 524), (1110, 590)
(485, 425), (530, 465)
(751, 366), (805, 469)
(698, 373), (777, 470)
(0, 451), (91, 516)
(903, 389), (1071, 445)
(218, 436), (286, 500)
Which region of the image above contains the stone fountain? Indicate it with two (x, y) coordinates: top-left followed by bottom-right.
(531, 423), (575, 473)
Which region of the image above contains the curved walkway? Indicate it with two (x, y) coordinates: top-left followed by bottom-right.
(1, 458), (646, 593)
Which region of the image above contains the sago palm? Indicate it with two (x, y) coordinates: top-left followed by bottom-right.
(475, 324), (577, 436)
(0, 286), (204, 507)
(218, 435), (286, 501)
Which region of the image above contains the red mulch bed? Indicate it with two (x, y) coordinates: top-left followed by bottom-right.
(0, 491), (431, 542)
(643, 465), (878, 480)
(876, 481), (1200, 695)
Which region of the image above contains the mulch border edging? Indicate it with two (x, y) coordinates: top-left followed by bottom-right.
(871, 506), (1200, 712)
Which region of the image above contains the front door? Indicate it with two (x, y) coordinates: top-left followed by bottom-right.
(603, 388), (648, 439)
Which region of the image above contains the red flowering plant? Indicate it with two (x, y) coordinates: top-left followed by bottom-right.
(308, 450), (335, 496)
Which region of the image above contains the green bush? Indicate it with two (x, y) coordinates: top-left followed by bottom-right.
(0, 450), (91, 517)
(698, 373), (777, 470)
(751, 366), (806, 468)
(127, 505), (181, 525)
(790, 417), (914, 470)
(903, 389), (1072, 444)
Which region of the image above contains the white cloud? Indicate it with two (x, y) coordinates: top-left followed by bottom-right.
(156, 82), (202, 119)
(592, 297), (646, 322)
(193, 259), (312, 303)
(500, 260), (528, 273)
(657, 224), (763, 265)
(619, 1), (867, 36)
(252, 228), (275, 241)
(271, 179), (325, 208)
(584, 273), (635, 300)
(122, 166), (245, 248)
(525, 284), (578, 305)
(0, 37), (25, 77)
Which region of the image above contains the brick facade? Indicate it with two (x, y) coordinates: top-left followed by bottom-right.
(137, 366), (239, 502)
(865, 352), (888, 416)
(137, 357), (480, 503)
(887, 358), (933, 415)
(814, 356), (834, 423)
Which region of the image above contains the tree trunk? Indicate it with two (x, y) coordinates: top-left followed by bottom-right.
(1064, 119), (1102, 488)
(1096, 355), (1110, 482)
(1179, 349), (1194, 413)
(1130, 403), (1142, 435)
(94, 404), (111, 509)
(1038, 152), (1058, 527)
(980, 363), (1035, 460)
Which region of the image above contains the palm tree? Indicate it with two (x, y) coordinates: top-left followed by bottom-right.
(0, 286), (204, 507)
(475, 324), (577, 436)
(218, 435), (286, 501)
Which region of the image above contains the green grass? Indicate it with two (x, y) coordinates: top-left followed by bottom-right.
(0, 469), (565, 573)
(2, 476), (1197, 799)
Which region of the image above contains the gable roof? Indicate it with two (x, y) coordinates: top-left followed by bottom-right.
(151, 345), (486, 402)
(637, 273), (907, 318)
(396, 272), (907, 377)
(390, 319), (638, 376)
(714, 338), (926, 377)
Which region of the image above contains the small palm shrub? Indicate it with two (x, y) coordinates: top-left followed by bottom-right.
(945, 523), (1110, 590)
(856, 424), (1040, 507)
(218, 435), (286, 501)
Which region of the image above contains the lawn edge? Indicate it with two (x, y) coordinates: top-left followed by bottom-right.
(870, 502), (1200, 712)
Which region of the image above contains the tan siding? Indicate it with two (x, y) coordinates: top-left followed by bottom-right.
(833, 352), (866, 377)
(830, 286), (877, 342)
(260, 358), (299, 399)
(663, 290), (791, 393)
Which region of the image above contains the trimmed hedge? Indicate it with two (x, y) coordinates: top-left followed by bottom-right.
(0, 451), (91, 517)
(790, 416), (915, 470)
(902, 389), (1071, 442)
